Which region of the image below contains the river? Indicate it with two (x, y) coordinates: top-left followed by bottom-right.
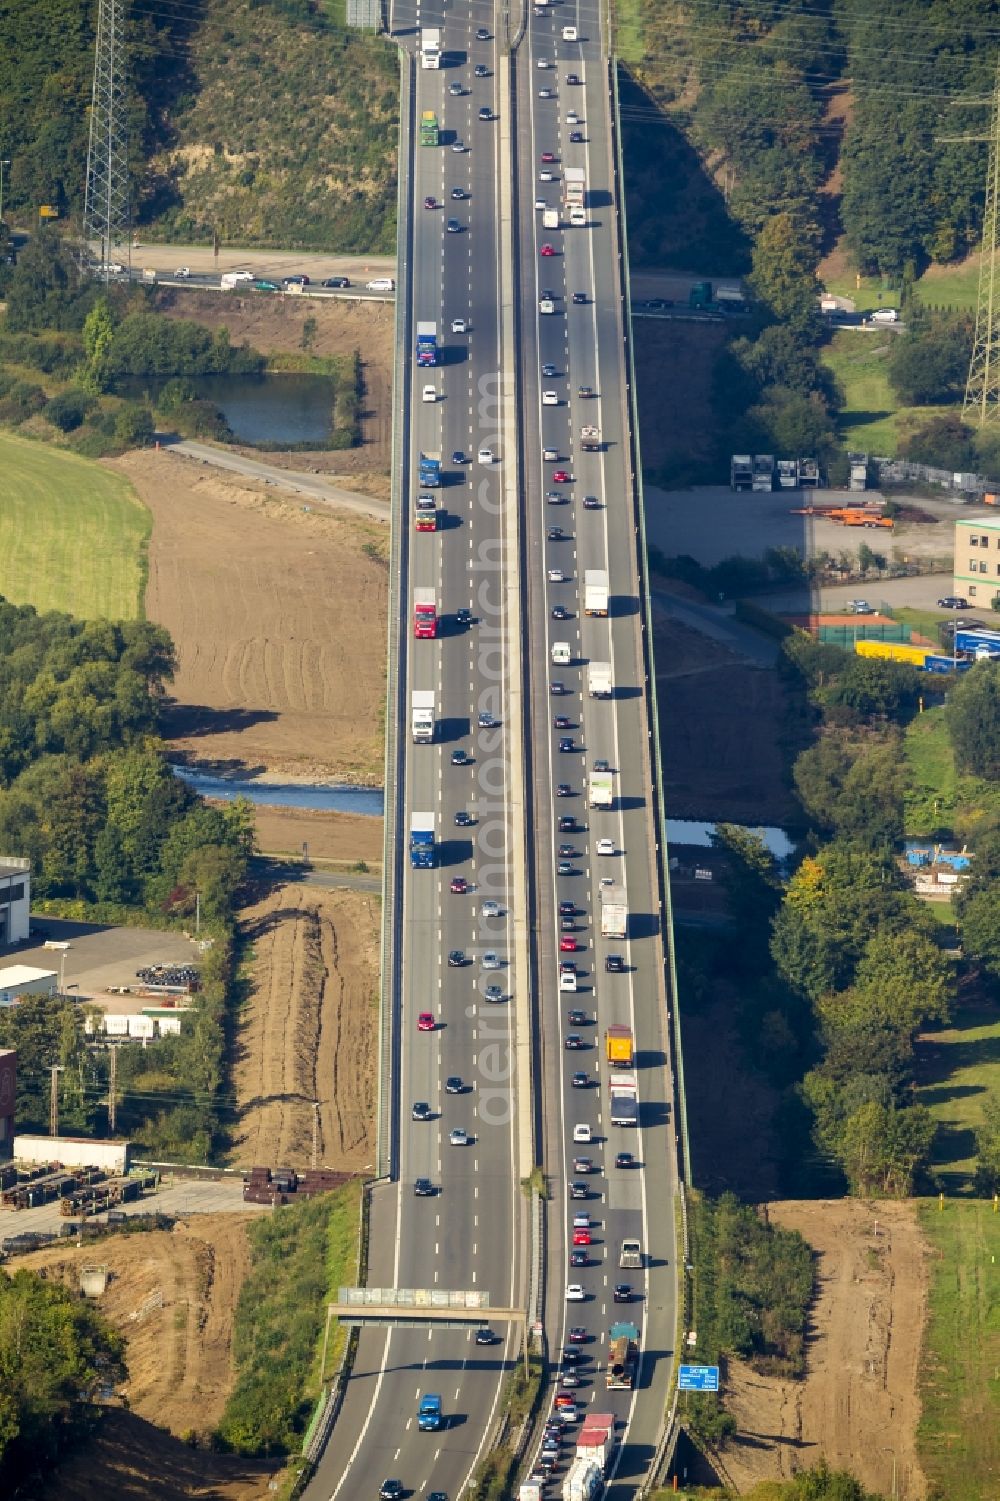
(119, 372), (338, 445)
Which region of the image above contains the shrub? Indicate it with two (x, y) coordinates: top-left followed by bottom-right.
(44, 388), (94, 433)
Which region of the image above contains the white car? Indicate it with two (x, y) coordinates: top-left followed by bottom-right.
(451, 139), (467, 153)
(562, 25), (578, 40)
(548, 568), (567, 582)
(477, 446), (494, 465)
(480, 900), (502, 918)
(174, 266), (191, 278)
(539, 169), (554, 182)
(451, 317), (467, 333)
(565, 1284), (585, 1301)
(535, 198), (547, 210)
(566, 111), (579, 125)
(539, 297), (555, 314)
(542, 390), (559, 406)
(596, 838), (615, 856)
(230, 270), (254, 282)
(572, 1123), (592, 1143)
(449, 1128), (470, 1147)
(537, 57), (553, 69)
(422, 385), (437, 403)
(482, 951), (501, 970)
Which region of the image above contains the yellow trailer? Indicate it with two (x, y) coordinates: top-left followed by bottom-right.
(855, 639), (931, 666)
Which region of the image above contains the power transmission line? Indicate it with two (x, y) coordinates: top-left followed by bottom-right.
(84, 0), (131, 279)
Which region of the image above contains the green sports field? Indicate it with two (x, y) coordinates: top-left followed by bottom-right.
(0, 433), (149, 620)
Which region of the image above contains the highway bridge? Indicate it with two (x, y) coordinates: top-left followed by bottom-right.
(305, 0), (681, 1495)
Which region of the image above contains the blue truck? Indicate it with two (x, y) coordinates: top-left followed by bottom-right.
(418, 1393), (443, 1431)
(419, 450), (442, 488)
(416, 321), (438, 366)
(955, 628), (1000, 658)
(410, 812), (435, 869)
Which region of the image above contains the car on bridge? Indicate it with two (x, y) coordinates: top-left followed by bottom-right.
(448, 949), (467, 966)
(417, 1012), (435, 1032)
(552, 468), (571, 482)
(451, 748), (472, 765)
(446, 1076), (465, 1094)
(450, 877), (468, 894)
(411, 1101), (432, 1121)
(413, 1178), (435, 1197)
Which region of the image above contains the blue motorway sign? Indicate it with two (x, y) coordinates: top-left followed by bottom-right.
(678, 1364), (720, 1392)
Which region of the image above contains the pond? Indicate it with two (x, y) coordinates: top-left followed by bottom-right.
(119, 372), (337, 445)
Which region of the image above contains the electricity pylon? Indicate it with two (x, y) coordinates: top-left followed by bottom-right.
(83, 0), (131, 279)
(964, 63), (1000, 425)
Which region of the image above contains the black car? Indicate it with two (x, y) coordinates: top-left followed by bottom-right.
(457, 608), (473, 625)
(938, 596), (969, 609)
(322, 275), (351, 288)
(605, 954), (625, 973)
(560, 917), (577, 932)
(571, 1070), (589, 1088)
(411, 1101), (432, 1121)
(562, 1347), (581, 1365)
(475, 62), (489, 76)
(558, 844), (576, 857)
(446, 217), (462, 233)
(569, 130), (584, 143)
(451, 187), (466, 200)
(551, 680), (567, 695)
(569, 1248), (587, 1267)
(582, 495), (600, 509)
(547, 526), (565, 540)
(570, 1180), (588, 1199)
(380, 1483), (403, 1501)
(454, 810), (475, 827)
(559, 900), (576, 916)
(553, 714), (573, 729)
(593, 758), (610, 772)
(476, 25), (490, 38)
(478, 105), (493, 120)
(445, 1075), (464, 1094)
(568, 1008), (587, 1026)
(556, 783), (572, 797)
(542, 363), (559, 377)
(614, 1284), (632, 1303)
(615, 1152), (635, 1170)
(475, 1326), (496, 1344)
(572, 291), (586, 304)
(558, 816), (576, 832)
(567, 72), (580, 84)
(451, 748), (471, 765)
(552, 604), (571, 620)
(565, 1033), (583, 1049)
(414, 1177), (435, 1196)
(448, 949), (466, 967)
(558, 737), (574, 752)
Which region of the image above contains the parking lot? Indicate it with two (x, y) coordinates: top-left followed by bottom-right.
(642, 483), (967, 575)
(8, 917), (204, 1011)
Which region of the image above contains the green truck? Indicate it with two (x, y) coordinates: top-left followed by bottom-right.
(420, 110), (439, 146)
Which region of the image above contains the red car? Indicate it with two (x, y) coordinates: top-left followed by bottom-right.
(423, 195), (437, 209)
(560, 936), (578, 952)
(450, 877), (468, 894)
(552, 469), (571, 483)
(417, 1012), (435, 1032)
(572, 1228), (591, 1246)
(540, 243), (556, 256)
(554, 1392), (576, 1408)
(541, 151), (556, 163)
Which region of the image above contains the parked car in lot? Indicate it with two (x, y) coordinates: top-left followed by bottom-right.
(938, 595), (969, 609)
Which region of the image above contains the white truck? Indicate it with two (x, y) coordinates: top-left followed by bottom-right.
(420, 26), (442, 67)
(563, 165), (586, 213)
(581, 423), (600, 451)
(584, 570), (608, 617)
(752, 454), (775, 491)
(730, 453), (753, 491)
(411, 689), (435, 743)
(600, 882), (627, 938)
(562, 1456), (603, 1501)
(609, 1073), (638, 1127)
(576, 1413), (616, 1472)
(589, 772), (613, 809)
(542, 208), (560, 230)
(588, 661), (612, 698)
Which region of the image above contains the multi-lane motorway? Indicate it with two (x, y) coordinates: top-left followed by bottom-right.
(307, 2), (678, 1496)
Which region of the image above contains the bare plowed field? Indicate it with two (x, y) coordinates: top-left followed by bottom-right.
(725, 1199), (928, 1499)
(233, 883), (379, 1171)
(253, 805), (383, 865)
(110, 450), (388, 783)
(20, 1215), (260, 1441)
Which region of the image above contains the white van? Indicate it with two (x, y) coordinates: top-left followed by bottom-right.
(366, 277), (395, 292)
(551, 642), (571, 666)
(559, 970), (577, 992)
(562, 25), (578, 40)
(572, 1123), (592, 1144)
(477, 446), (495, 465)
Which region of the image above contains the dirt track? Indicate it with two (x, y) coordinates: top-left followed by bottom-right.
(232, 883), (379, 1171)
(725, 1199), (928, 1498)
(110, 450), (388, 784)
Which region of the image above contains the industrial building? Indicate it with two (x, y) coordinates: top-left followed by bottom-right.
(0, 966), (58, 1006)
(953, 515), (1000, 607)
(0, 858), (30, 946)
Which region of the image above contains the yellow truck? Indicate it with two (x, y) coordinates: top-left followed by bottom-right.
(605, 1024), (633, 1068)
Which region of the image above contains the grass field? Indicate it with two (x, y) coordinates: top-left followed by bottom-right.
(915, 258), (982, 314)
(0, 434), (149, 619)
(917, 1200), (1000, 1500)
(821, 270), (902, 314)
(903, 703), (1000, 838)
(918, 1004), (1000, 1192)
(822, 331), (903, 453)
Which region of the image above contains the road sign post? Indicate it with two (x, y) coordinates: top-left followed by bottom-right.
(678, 1364), (720, 1392)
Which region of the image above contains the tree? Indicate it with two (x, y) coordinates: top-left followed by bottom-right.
(750, 212), (823, 337)
(957, 888), (1000, 978)
(947, 662), (1000, 778)
(899, 415), (978, 473)
(82, 298), (115, 393)
(839, 1100), (935, 1197)
(746, 1458), (886, 1500)
(888, 319), (973, 405)
(819, 657), (920, 723)
(793, 736), (904, 845)
(974, 1093), (1000, 1193)
(113, 400), (154, 448)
